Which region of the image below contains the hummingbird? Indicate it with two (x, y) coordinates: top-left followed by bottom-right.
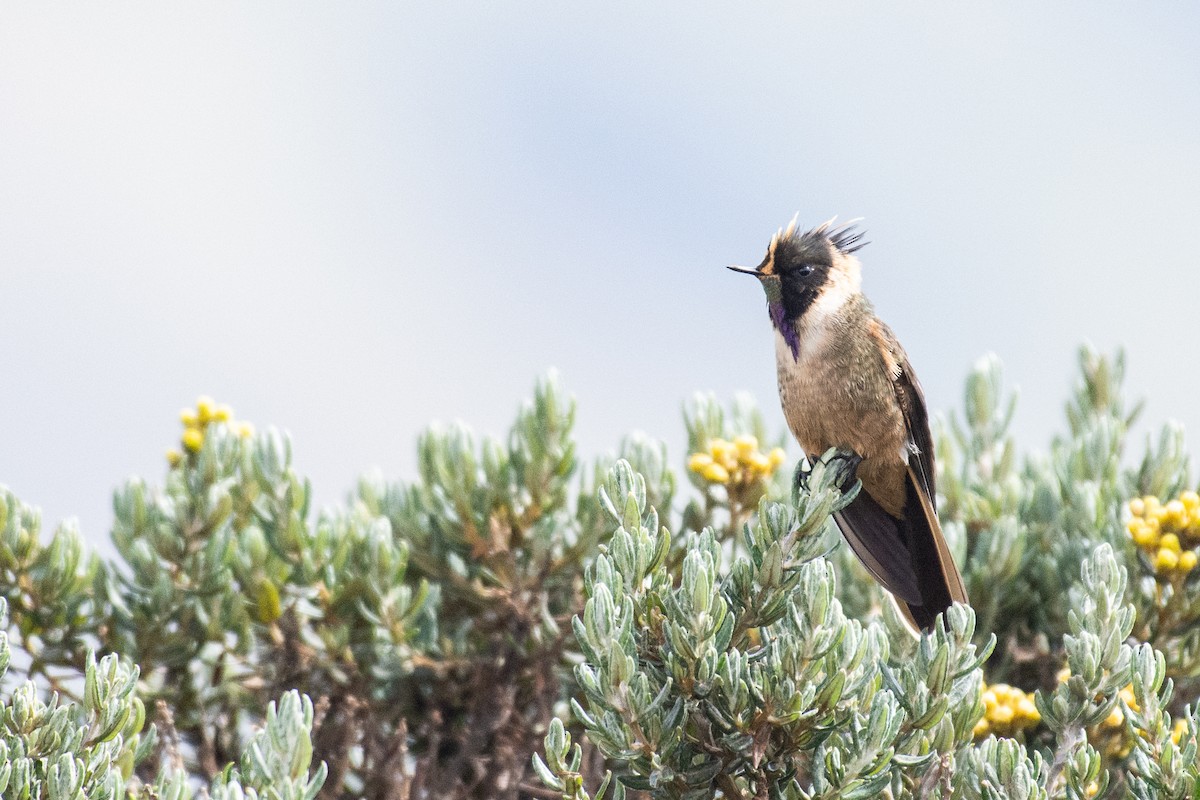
(729, 216), (968, 632)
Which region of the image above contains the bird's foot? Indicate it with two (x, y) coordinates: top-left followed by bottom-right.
(794, 449), (863, 503)
(828, 450), (863, 492)
(792, 459), (813, 500)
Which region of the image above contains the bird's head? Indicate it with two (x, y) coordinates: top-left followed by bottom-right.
(729, 216), (868, 326)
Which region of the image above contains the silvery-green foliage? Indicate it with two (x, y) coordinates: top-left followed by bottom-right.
(1124, 644), (1200, 798)
(571, 432), (677, 578)
(566, 456), (993, 799)
(952, 737), (1048, 800)
(939, 347), (1200, 686)
(353, 371), (670, 795)
(1, 596), (329, 800)
(532, 717), (622, 800)
(0, 598), (151, 800)
(619, 433), (677, 525)
(936, 354), (1023, 641)
(361, 372), (579, 612)
(724, 454), (857, 639)
(0, 489), (100, 681)
(7, 372), (662, 797)
(571, 461), (680, 785)
(151, 691), (326, 800)
(1019, 350), (1139, 639)
(548, 428), (1200, 799)
(1038, 545), (1134, 733)
(10, 354), (1200, 798)
(103, 422), (430, 784)
(223, 691), (326, 800)
(1033, 544), (1132, 798)
(3, 598), (324, 800)
(887, 605), (992, 754)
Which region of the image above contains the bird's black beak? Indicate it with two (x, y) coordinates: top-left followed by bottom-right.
(726, 265), (761, 277)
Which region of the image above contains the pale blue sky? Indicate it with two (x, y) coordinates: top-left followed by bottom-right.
(3, 4), (1200, 548)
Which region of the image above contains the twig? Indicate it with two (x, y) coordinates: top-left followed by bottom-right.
(517, 783), (565, 799)
(153, 699), (185, 774)
(1046, 724), (1086, 793)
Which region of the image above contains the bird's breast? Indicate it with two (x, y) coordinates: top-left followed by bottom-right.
(774, 324), (842, 454)
(774, 313), (910, 513)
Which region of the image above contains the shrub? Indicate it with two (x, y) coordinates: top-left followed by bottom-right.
(2, 348), (1199, 798)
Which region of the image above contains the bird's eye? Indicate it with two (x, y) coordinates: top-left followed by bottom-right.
(796, 265), (814, 277)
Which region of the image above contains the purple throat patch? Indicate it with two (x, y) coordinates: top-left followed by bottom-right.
(769, 302), (800, 359)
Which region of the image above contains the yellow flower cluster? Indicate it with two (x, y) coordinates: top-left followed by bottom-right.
(688, 435), (786, 486)
(973, 682), (1041, 739)
(1126, 492), (1200, 577)
(166, 395), (255, 466)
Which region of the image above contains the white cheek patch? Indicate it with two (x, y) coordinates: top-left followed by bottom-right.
(812, 255), (862, 319)
(796, 255), (861, 355)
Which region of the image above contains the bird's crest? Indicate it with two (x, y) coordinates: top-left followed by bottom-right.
(806, 216), (869, 255)
(765, 212), (802, 267)
(758, 215), (869, 277)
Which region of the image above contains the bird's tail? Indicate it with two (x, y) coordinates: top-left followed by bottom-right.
(896, 465), (968, 632)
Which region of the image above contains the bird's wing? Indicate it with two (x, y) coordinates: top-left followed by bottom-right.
(874, 320), (969, 608)
(815, 318), (969, 630)
(829, 320), (939, 609)
(835, 493), (923, 605)
(867, 319), (937, 508)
